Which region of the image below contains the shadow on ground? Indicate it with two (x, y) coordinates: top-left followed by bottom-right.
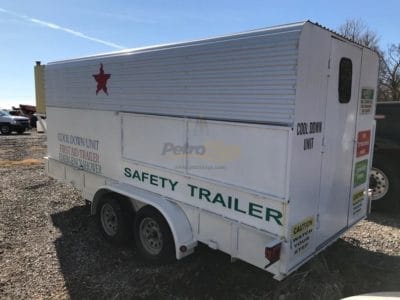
(367, 212), (400, 229)
(51, 206), (400, 299)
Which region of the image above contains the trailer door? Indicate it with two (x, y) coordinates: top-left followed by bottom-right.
(317, 38), (362, 247)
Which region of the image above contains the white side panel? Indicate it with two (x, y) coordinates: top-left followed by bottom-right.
(46, 107), (286, 236)
(120, 161), (285, 235)
(187, 120), (290, 198)
(121, 114), (186, 170)
(120, 113), (290, 198)
(83, 172), (107, 200)
(198, 211), (232, 253)
(48, 158), (66, 181)
(178, 203), (281, 274)
(237, 226), (278, 271)
(65, 167), (84, 190)
(47, 107), (121, 179)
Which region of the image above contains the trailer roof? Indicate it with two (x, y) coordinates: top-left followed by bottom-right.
(47, 20), (376, 66)
(47, 21), (307, 65)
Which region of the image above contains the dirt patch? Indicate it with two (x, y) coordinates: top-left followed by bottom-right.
(0, 134), (399, 299)
(0, 131), (46, 161)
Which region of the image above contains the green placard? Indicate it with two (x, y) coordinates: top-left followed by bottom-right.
(354, 159), (368, 187)
(361, 88), (374, 100)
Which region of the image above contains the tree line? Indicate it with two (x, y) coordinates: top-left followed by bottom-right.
(338, 19), (399, 102)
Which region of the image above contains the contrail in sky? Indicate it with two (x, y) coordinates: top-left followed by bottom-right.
(0, 7), (125, 49)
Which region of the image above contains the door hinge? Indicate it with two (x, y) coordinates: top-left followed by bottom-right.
(321, 136), (326, 154)
(316, 214), (320, 230)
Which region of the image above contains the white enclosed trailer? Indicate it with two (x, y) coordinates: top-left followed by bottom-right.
(44, 21), (379, 280)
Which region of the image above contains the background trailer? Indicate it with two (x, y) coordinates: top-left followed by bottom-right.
(44, 21), (379, 280)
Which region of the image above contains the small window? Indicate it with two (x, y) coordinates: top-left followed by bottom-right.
(338, 58), (352, 103)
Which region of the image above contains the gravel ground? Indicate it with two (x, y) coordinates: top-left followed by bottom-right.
(0, 133), (399, 299)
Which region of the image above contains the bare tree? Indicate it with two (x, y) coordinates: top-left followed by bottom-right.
(359, 29), (380, 50)
(339, 19), (365, 41)
(379, 44), (400, 101)
(338, 19), (380, 50)
(338, 19), (400, 101)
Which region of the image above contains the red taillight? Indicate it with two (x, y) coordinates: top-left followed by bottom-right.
(265, 243), (281, 265)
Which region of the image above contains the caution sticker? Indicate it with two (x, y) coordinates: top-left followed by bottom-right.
(352, 190), (365, 216)
(291, 217), (314, 256)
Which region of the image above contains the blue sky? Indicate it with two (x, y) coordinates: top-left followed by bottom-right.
(0, 0), (398, 109)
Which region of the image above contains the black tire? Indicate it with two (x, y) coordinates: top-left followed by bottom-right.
(30, 116), (38, 128)
(96, 193), (134, 244)
(370, 152), (400, 212)
(0, 125), (11, 135)
(134, 206), (175, 263)
(16, 128), (25, 134)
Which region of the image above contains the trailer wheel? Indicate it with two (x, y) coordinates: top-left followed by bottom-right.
(97, 194), (133, 244)
(134, 206), (175, 263)
(370, 153), (400, 212)
(370, 167), (389, 201)
(0, 125), (11, 135)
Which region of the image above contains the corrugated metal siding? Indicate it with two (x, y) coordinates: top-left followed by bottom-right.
(46, 22), (304, 125)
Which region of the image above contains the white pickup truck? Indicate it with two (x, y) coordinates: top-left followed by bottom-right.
(0, 110), (30, 134)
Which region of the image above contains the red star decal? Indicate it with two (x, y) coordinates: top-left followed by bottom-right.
(93, 64), (111, 95)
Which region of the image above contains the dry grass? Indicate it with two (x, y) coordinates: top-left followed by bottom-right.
(0, 158), (43, 167)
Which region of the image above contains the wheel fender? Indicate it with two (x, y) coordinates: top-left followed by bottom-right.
(92, 182), (197, 259)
